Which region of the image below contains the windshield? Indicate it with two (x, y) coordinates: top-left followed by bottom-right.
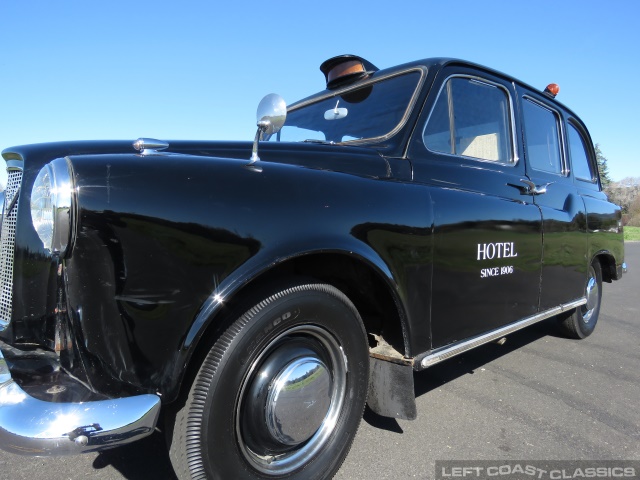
(269, 71), (422, 144)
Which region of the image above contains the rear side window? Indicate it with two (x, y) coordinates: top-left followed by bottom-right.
(423, 77), (513, 163)
(522, 98), (563, 174)
(567, 123), (596, 182)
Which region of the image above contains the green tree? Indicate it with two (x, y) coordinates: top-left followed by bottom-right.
(595, 144), (612, 188)
(628, 195), (640, 227)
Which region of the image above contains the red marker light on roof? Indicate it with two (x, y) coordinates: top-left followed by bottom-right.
(544, 83), (560, 98)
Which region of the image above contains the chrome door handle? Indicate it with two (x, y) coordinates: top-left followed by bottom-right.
(510, 179), (552, 195)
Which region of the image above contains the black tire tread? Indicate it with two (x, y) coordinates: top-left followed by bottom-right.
(168, 282), (366, 480)
(559, 261), (602, 340)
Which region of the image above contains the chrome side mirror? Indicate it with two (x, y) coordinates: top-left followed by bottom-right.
(248, 94), (287, 168)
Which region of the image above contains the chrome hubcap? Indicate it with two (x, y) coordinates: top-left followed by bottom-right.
(265, 356), (332, 446)
(582, 266), (599, 323)
(236, 325), (346, 475)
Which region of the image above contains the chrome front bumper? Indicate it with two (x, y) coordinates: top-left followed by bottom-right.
(0, 348), (161, 455)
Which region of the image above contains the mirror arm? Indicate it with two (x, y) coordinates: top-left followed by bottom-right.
(246, 94), (287, 170)
(249, 124), (267, 165)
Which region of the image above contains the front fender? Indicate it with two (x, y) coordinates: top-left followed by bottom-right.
(62, 151), (433, 401)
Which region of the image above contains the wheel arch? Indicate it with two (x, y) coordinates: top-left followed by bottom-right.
(170, 249), (411, 404)
(591, 250), (617, 283)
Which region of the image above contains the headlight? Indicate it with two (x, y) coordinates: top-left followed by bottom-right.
(30, 158), (75, 256)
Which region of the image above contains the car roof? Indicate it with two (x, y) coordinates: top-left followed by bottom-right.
(290, 56), (585, 126)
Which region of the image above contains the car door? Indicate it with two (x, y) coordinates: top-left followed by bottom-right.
(516, 87), (587, 310)
(408, 65), (543, 349)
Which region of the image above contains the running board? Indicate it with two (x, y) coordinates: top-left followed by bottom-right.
(415, 298), (587, 370)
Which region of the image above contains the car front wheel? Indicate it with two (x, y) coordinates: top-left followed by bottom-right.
(167, 281), (369, 480)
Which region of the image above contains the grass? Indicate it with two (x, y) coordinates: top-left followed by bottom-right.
(625, 226), (640, 242)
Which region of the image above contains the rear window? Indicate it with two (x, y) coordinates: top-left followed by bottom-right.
(522, 98), (563, 175)
(568, 123), (596, 182)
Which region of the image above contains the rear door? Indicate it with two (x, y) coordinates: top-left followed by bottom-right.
(408, 66), (543, 348)
(517, 87), (587, 309)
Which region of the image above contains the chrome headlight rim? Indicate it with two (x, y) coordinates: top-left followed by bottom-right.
(30, 158), (76, 257)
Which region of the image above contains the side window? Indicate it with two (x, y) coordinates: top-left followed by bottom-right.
(567, 123), (596, 182)
(423, 77), (513, 163)
(522, 98), (563, 174)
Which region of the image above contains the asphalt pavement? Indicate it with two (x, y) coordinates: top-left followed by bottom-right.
(1, 243), (638, 480)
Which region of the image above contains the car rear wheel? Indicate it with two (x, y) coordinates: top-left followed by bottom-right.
(167, 281), (369, 480)
(560, 260), (602, 339)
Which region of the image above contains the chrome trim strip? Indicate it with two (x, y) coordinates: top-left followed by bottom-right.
(6, 160), (23, 170)
(0, 349), (161, 455)
(417, 299), (587, 370)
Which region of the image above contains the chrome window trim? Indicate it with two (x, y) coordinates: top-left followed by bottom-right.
(415, 298), (587, 370)
(420, 74), (520, 167)
(285, 66), (428, 146)
(521, 95), (568, 177)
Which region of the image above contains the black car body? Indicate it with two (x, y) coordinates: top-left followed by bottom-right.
(0, 55), (625, 479)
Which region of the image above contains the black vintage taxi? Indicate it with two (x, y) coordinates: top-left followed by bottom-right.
(0, 55), (626, 479)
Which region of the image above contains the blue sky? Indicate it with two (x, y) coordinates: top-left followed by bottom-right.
(1, 0), (638, 180)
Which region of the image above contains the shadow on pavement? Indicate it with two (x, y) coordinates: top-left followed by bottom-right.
(413, 317), (557, 398)
(93, 430), (177, 480)
(362, 405), (404, 433)
(363, 317), (558, 433)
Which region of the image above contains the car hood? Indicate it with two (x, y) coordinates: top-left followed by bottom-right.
(3, 139), (399, 180)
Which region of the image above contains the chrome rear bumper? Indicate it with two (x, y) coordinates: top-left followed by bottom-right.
(0, 348), (160, 455)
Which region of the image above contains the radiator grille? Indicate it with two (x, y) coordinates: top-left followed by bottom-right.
(0, 169), (23, 328)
